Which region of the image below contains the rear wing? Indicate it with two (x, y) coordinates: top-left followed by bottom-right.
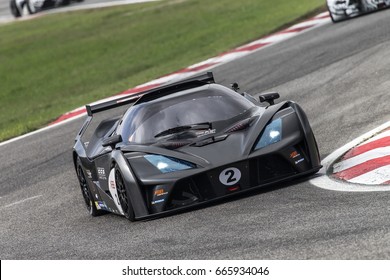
(86, 72), (215, 116)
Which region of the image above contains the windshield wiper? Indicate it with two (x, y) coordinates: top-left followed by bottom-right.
(154, 123), (211, 138)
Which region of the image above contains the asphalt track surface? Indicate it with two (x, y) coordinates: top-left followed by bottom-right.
(1, 9), (390, 259)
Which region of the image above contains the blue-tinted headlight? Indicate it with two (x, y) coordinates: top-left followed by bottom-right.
(144, 155), (196, 173)
(254, 118), (282, 150)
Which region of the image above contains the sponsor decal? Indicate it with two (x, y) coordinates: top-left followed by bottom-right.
(219, 167), (241, 186)
(151, 186), (169, 207)
(98, 201), (107, 210)
(295, 158), (305, 165)
(151, 199), (165, 205)
(154, 189), (168, 197)
(97, 167), (107, 180)
(95, 201), (107, 210)
(86, 169), (92, 179)
(195, 129), (216, 137)
(227, 185), (240, 192)
(290, 151), (301, 159)
(110, 180), (116, 190)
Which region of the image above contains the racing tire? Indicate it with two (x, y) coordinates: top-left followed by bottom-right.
(61, 0), (70, 6)
(115, 165), (135, 222)
(26, 0), (39, 14)
(76, 157), (105, 217)
(329, 11), (346, 23)
(10, 0), (22, 17)
(327, 5), (346, 23)
(330, 13), (346, 23)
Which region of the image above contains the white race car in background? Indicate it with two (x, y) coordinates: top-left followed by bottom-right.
(327, 0), (390, 22)
(10, 0), (83, 18)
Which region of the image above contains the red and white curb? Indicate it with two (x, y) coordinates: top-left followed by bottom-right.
(0, 11), (330, 147)
(333, 129), (390, 185)
(310, 121), (390, 192)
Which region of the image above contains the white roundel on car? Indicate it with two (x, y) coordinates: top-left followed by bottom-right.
(219, 167), (241, 186)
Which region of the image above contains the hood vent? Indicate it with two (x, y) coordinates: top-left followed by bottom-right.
(224, 117), (255, 133)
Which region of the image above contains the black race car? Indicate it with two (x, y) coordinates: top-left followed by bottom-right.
(73, 72), (321, 221)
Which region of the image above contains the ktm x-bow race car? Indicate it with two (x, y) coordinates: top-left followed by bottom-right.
(73, 72), (321, 221)
(327, 0), (390, 22)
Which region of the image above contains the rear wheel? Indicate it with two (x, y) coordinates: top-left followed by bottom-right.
(76, 157), (104, 217)
(10, 0), (22, 17)
(115, 166), (135, 221)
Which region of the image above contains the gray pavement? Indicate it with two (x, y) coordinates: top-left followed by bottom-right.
(0, 0), (12, 22)
(1, 9), (390, 259)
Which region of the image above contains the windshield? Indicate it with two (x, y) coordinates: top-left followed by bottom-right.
(118, 84), (255, 144)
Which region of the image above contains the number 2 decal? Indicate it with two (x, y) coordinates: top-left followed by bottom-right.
(219, 167), (241, 186)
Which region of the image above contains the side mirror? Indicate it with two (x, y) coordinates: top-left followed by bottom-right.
(102, 134), (122, 147)
(230, 82), (240, 92)
(259, 92), (280, 105)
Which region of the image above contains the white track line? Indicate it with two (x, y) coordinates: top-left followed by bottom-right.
(59, 0), (160, 10)
(2, 195), (43, 209)
(286, 19), (323, 29)
(315, 12), (331, 18)
(333, 146), (390, 173)
(256, 33), (298, 44)
(0, 113), (86, 147)
(310, 120), (390, 192)
(357, 129), (390, 146)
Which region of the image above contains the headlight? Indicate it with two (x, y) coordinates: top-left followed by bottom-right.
(254, 118), (282, 150)
(144, 155), (196, 173)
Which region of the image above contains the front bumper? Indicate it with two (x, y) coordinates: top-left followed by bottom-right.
(136, 145), (321, 220)
(136, 166), (321, 220)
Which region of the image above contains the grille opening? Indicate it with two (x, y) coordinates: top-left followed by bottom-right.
(167, 178), (202, 209)
(257, 155), (296, 183)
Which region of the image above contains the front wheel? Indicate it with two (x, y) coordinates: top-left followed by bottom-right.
(26, 0), (39, 14)
(327, 4), (347, 23)
(76, 157), (104, 217)
(115, 166), (135, 221)
(329, 11), (346, 23)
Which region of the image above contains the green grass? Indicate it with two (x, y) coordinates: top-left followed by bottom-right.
(0, 0), (325, 141)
